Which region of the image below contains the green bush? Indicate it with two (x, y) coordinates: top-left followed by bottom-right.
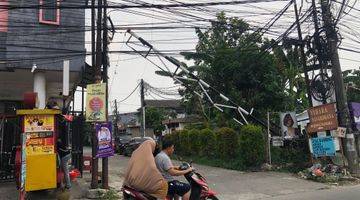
(239, 124), (265, 167)
(188, 129), (201, 155)
(198, 128), (216, 158)
(215, 127), (239, 159)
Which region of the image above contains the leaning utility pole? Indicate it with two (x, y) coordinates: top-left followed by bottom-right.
(140, 79), (146, 137)
(90, 0), (99, 189)
(102, 0), (109, 189)
(321, 0), (359, 173)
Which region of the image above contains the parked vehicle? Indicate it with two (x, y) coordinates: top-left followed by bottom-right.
(115, 137), (131, 154)
(122, 162), (218, 200)
(123, 137), (153, 157)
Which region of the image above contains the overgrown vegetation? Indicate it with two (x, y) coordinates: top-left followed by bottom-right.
(165, 125), (308, 171)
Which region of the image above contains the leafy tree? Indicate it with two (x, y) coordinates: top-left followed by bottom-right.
(179, 13), (288, 124)
(144, 107), (166, 136)
(343, 69), (360, 102)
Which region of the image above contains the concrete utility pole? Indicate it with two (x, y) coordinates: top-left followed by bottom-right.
(102, 0), (109, 189)
(91, 0), (103, 188)
(140, 79), (146, 137)
(320, 0), (359, 173)
(101, 0), (109, 189)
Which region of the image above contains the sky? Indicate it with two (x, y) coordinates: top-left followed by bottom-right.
(74, 0), (360, 114)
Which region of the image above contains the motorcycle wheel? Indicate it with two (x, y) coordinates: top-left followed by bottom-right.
(206, 196), (219, 200)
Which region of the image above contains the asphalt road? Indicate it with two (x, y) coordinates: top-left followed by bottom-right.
(1, 149), (359, 200)
(106, 152), (360, 200)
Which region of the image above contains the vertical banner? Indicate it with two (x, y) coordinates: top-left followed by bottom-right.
(280, 112), (298, 139)
(349, 102), (360, 130)
(96, 122), (114, 158)
(20, 133), (27, 190)
(86, 83), (106, 122)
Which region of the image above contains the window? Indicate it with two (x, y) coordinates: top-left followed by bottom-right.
(39, 0), (60, 25)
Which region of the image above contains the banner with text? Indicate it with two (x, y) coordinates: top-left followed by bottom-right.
(86, 83), (106, 122)
(307, 103), (338, 133)
(96, 122), (114, 158)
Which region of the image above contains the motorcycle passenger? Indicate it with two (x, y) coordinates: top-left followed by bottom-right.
(123, 139), (168, 199)
(155, 139), (193, 200)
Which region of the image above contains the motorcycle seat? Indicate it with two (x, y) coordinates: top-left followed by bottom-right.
(123, 185), (157, 200)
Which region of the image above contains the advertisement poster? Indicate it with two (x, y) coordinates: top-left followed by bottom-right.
(24, 115), (55, 132)
(307, 103), (338, 133)
(280, 112), (298, 139)
(25, 132), (54, 156)
(20, 133), (27, 190)
(96, 122), (114, 158)
(349, 102), (360, 130)
(311, 136), (336, 158)
(86, 83), (106, 122)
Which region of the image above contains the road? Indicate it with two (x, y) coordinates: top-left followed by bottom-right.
(1, 149), (359, 200)
(108, 154), (360, 200)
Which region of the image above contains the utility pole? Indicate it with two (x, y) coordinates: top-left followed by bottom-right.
(90, 0), (98, 189)
(102, 0), (109, 189)
(140, 79), (146, 137)
(294, 0), (313, 107)
(320, 0), (359, 173)
(114, 99), (119, 137)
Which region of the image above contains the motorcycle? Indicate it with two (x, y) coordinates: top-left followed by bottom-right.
(122, 162), (218, 200)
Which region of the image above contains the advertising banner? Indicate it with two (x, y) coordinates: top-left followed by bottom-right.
(86, 83), (106, 122)
(280, 112), (298, 139)
(349, 102), (360, 130)
(311, 136), (336, 158)
(96, 122), (114, 158)
(24, 115), (55, 132)
(307, 103), (338, 133)
(25, 132), (54, 156)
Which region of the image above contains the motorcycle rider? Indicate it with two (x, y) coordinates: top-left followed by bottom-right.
(155, 139), (193, 200)
(123, 139), (168, 199)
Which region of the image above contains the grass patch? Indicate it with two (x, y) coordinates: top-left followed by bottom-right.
(102, 189), (120, 200)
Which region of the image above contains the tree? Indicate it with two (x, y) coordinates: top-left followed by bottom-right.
(179, 13), (289, 125)
(343, 69), (360, 103)
(143, 107), (166, 136)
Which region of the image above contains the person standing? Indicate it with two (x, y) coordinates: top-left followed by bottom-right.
(57, 137), (71, 189)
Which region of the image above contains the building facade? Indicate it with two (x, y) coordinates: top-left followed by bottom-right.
(0, 0), (86, 109)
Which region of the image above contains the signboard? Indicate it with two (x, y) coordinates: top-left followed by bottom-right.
(335, 127), (346, 138)
(272, 136), (284, 147)
(25, 132), (54, 155)
(86, 83), (106, 122)
(307, 103), (338, 133)
(311, 136), (336, 158)
(280, 112), (298, 139)
(24, 115), (55, 132)
(96, 122), (114, 158)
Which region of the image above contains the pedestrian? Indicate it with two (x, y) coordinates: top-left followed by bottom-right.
(57, 137), (72, 190)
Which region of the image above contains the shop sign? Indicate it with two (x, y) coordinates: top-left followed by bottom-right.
(307, 103), (338, 133)
(272, 136), (284, 147)
(24, 115), (55, 132)
(96, 122), (114, 158)
(311, 136), (336, 158)
(86, 83), (106, 122)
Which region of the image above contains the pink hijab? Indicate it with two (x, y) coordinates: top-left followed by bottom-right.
(123, 139), (168, 199)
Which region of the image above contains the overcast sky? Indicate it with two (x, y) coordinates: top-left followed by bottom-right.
(74, 0), (360, 114)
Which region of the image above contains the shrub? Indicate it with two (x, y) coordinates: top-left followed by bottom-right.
(239, 124), (265, 167)
(198, 128), (216, 157)
(188, 129), (201, 155)
(215, 127), (239, 159)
